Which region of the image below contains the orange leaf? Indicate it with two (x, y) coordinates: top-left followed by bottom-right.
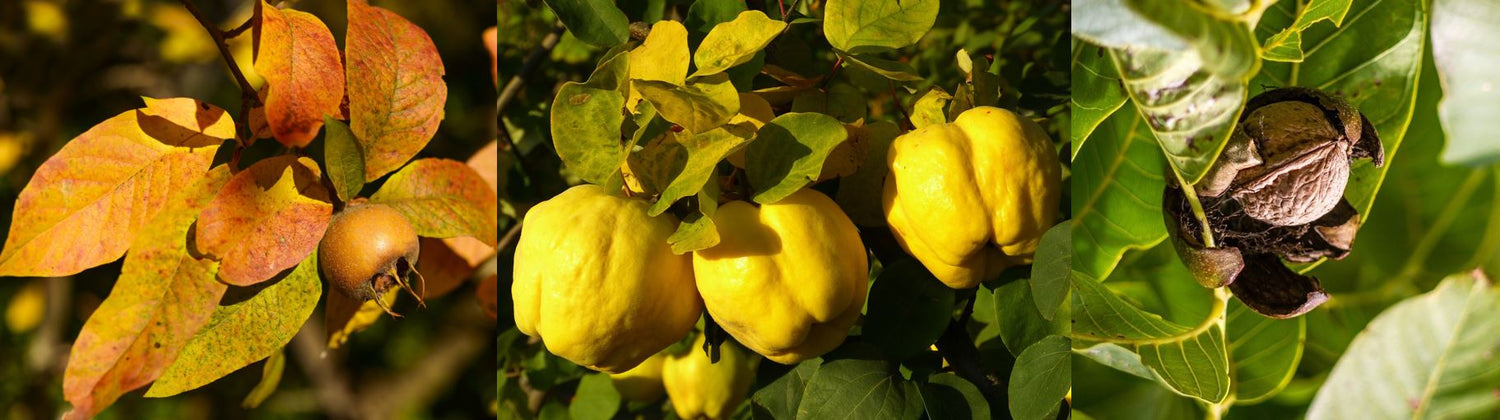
(484, 26), (498, 85)
(62, 166), (231, 420)
(0, 97), (229, 277)
(370, 158), (497, 246)
(417, 237), (476, 299)
(476, 273), (497, 321)
(255, 2), (344, 148)
(346, 0), (447, 181)
(441, 141), (500, 265)
(195, 156), (331, 286)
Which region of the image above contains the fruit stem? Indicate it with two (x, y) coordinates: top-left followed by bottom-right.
(1170, 164), (1217, 248)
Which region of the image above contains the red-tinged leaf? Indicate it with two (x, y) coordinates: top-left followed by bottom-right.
(255, 2), (344, 148)
(441, 141), (500, 265)
(195, 156), (332, 286)
(61, 166), (231, 420)
(346, 0), (447, 181)
(145, 250), (322, 397)
(417, 237), (476, 299)
(369, 158), (497, 246)
(476, 273), (497, 321)
(0, 97), (230, 277)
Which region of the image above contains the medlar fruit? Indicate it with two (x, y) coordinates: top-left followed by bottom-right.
(318, 203), (425, 317)
(1166, 87), (1383, 319)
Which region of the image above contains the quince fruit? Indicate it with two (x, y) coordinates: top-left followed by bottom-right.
(663, 335), (757, 420)
(883, 106), (1060, 289)
(609, 352), (667, 402)
(512, 184), (700, 373)
(693, 188), (868, 364)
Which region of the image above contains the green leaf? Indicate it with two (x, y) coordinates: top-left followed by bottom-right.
(1069, 41), (1127, 156)
(825, 81), (867, 124)
(1072, 272), (1230, 403)
(322, 117), (363, 202)
(240, 350), (284, 408)
(1073, 343), (1155, 381)
(1226, 299), (1304, 403)
(1255, 0), (1425, 219)
(910, 86), (951, 129)
(1123, 0), (1260, 80)
(635, 73), (741, 134)
(1030, 221), (1071, 321)
(795, 357), (924, 419)
(840, 53), (924, 82)
(570, 373), (622, 420)
(746, 113), (848, 204)
(995, 278), (1064, 356)
(630, 126), (752, 215)
(863, 259), (956, 362)
(542, 0), (629, 47)
(752, 360), (820, 418)
(918, 373), (991, 420)
(1307, 273), (1500, 419)
(1433, 0), (1500, 166)
(1009, 336), (1071, 420)
(667, 180), (723, 254)
(833, 121), (900, 227)
(1072, 104), (1168, 282)
(146, 252), (321, 397)
(1071, 0), (1189, 52)
(1261, 0), (1354, 62)
(685, 0), (747, 47)
(823, 0), (939, 54)
(550, 51), (631, 185)
(692, 10), (786, 77)
(1110, 48), (1246, 184)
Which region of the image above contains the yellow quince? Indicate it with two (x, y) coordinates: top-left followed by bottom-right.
(512, 184), (701, 373)
(693, 188), (868, 364)
(883, 106), (1060, 289)
(663, 334), (758, 420)
(609, 352), (667, 402)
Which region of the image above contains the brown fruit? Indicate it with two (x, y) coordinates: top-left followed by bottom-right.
(318, 203), (424, 317)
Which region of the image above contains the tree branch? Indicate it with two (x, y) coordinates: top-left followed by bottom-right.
(179, 0), (263, 146)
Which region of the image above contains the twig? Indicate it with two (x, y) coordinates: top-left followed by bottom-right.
(178, 0), (262, 145)
(498, 222), (523, 252)
(890, 81), (914, 131)
(290, 320), (360, 419)
(821, 55), (844, 90)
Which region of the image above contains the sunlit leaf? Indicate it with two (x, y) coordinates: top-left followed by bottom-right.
(195, 156), (331, 286)
(1071, 104), (1167, 282)
(0, 97), (228, 277)
(322, 117), (364, 202)
(692, 10), (786, 77)
(370, 158), (499, 246)
(635, 73), (740, 134)
(746, 113), (848, 204)
(255, 2), (344, 148)
(347, 0), (447, 181)
(823, 0), (938, 54)
(1260, 0), (1354, 62)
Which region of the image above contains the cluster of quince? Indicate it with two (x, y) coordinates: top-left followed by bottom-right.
(511, 107), (1060, 418)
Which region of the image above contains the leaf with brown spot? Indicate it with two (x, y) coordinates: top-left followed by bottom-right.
(254, 1), (344, 148)
(0, 97), (229, 277)
(195, 156), (331, 286)
(346, 0), (447, 181)
(370, 158), (498, 246)
(145, 250), (322, 397)
(61, 166), (231, 420)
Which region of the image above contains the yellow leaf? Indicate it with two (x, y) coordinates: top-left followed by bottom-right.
(627, 20), (690, 107)
(692, 11), (786, 77)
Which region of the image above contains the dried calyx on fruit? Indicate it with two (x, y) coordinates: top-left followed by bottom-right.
(319, 203), (425, 317)
(1166, 87), (1383, 319)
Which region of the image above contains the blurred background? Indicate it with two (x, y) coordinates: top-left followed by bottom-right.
(0, 0), (499, 418)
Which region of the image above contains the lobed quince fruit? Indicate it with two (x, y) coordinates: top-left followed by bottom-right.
(693, 188), (868, 364)
(609, 352), (667, 402)
(511, 184), (701, 373)
(662, 334), (757, 420)
(883, 106), (1060, 289)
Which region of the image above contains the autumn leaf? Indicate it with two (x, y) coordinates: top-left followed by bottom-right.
(346, 0), (447, 182)
(484, 26), (498, 85)
(325, 287), (398, 350)
(195, 156), (332, 286)
(442, 141), (500, 267)
(255, 1), (344, 148)
(145, 250), (322, 398)
(61, 166), (231, 420)
(0, 97), (229, 277)
(627, 20), (690, 106)
(370, 158), (498, 246)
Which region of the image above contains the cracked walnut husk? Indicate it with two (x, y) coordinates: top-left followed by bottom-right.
(1166, 87), (1384, 319)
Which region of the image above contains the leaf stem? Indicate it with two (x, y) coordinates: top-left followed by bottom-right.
(178, 0), (262, 146)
